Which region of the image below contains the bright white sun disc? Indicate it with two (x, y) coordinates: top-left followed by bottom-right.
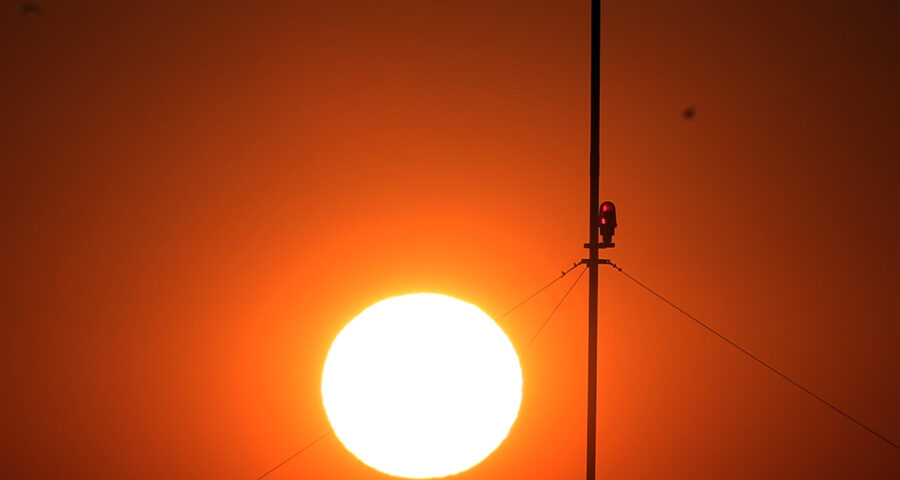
(321, 293), (523, 478)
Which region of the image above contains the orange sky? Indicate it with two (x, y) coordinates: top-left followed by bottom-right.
(1, 0), (899, 478)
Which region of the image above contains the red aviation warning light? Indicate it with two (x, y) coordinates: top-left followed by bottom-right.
(599, 201), (617, 244)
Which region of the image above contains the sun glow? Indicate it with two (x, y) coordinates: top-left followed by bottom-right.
(322, 293), (523, 478)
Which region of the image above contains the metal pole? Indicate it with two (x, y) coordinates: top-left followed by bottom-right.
(586, 0), (600, 479)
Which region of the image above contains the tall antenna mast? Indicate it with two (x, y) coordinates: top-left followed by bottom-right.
(586, 0), (601, 479)
(585, 0), (618, 476)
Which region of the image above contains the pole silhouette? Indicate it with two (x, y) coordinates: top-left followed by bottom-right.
(586, 1), (600, 479)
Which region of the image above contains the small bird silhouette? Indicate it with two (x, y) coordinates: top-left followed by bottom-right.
(683, 106), (696, 120)
(20, 2), (43, 16)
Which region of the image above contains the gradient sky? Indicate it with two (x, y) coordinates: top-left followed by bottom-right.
(2, 1), (899, 478)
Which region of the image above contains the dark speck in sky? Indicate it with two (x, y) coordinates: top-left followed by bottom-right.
(683, 106), (696, 119)
(20, 2), (43, 16)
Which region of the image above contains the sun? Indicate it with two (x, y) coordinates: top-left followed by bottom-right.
(321, 293), (523, 478)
